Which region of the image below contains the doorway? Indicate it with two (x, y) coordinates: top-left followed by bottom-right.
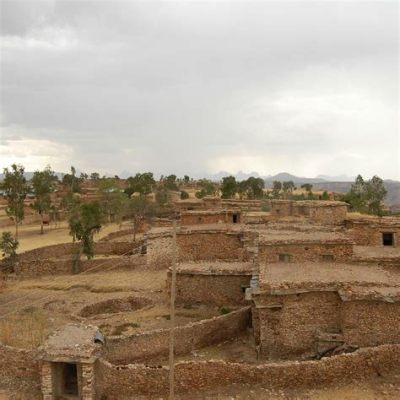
(62, 363), (78, 396)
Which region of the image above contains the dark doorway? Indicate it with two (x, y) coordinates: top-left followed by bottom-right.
(232, 214), (238, 223)
(63, 363), (78, 396)
(382, 233), (394, 246)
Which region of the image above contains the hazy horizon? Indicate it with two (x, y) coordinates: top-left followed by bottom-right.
(1, 1), (399, 179)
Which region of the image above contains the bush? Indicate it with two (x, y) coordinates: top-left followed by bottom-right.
(219, 307), (231, 315)
(180, 190), (189, 200)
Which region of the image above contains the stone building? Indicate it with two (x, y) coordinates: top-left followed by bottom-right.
(40, 324), (104, 400)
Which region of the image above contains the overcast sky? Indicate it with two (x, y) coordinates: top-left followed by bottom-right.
(0, 1), (399, 180)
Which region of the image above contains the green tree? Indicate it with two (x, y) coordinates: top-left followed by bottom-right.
(183, 175), (190, 183)
(272, 181), (282, 198)
(238, 177), (265, 199)
(221, 176), (237, 199)
(344, 175), (387, 216)
(365, 176), (387, 216)
(31, 166), (58, 234)
(321, 190), (330, 200)
(301, 183), (314, 200)
(163, 174), (179, 191)
(126, 195), (157, 241)
(62, 166), (83, 193)
(180, 190), (189, 200)
(97, 178), (128, 223)
(282, 181), (296, 199)
(68, 201), (103, 273)
(2, 164), (27, 238)
(0, 231), (19, 272)
(126, 172), (155, 196)
(196, 179), (216, 198)
(90, 172), (100, 180)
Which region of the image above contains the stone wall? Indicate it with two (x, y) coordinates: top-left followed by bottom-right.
(342, 300), (400, 347)
(177, 231), (247, 262)
(14, 241), (143, 277)
(270, 200), (347, 225)
(0, 343), (40, 392)
(255, 291), (341, 359)
(95, 344), (400, 398)
(259, 242), (353, 263)
(169, 272), (251, 306)
(18, 241), (137, 263)
(347, 220), (400, 247)
(303, 203), (347, 224)
(16, 255), (144, 278)
(105, 307), (250, 364)
(253, 290), (400, 360)
(180, 211), (240, 226)
(146, 232), (174, 268)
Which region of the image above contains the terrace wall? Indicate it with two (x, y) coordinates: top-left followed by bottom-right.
(0, 343), (40, 392)
(146, 233), (174, 268)
(255, 291), (341, 359)
(259, 242), (353, 263)
(105, 307), (250, 364)
(15, 255), (144, 278)
(180, 212), (239, 226)
(347, 222), (400, 247)
(168, 272), (252, 306)
(177, 231), (246, 262)
(18, 241), (136, 263)
(95, 344), (400, 398)
(253, 291), (400, 360)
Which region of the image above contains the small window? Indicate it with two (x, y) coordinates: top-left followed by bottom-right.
(322, 254), (335, 262)
(232, 214), (238, 223)
(382, 233), (394, 246)
(278, 254), (291, 263)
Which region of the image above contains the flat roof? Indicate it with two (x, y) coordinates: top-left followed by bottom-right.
(258, 262), (400, 296)
(174, 261), (253, 275)
(353, 246), (400, 259)
(271, 200), (347, 207)
(258, 230), (352, 245)
(41, 324), (102, 361)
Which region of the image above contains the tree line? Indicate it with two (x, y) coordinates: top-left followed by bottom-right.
(0, 164), (388, 273)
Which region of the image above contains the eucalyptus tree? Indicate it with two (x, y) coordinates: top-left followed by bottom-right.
(2, 164), (27, 238)
(31, 166), (58, 234)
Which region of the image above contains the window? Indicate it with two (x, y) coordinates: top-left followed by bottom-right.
(278, 253), (291, 263)
(322, 254), (335, 262)
(382, 233), (394, 246)
(232, 214), (238, 223)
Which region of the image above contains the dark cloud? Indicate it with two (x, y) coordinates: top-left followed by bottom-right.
(0, 1), (398, 179)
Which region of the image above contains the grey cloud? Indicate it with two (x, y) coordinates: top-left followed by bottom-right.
(0, 1), (398, 179)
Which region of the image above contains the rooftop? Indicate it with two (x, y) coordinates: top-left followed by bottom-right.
(258, 262), (400, 300)
(40, 324), (103, 361)
(174, 261), (253, 275)
(258, 230), (352, 245)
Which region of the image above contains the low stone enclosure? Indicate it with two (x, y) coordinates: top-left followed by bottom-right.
(78, 296), (153, 318)
(2, 338), (400, 398)
(13, 240), (146, 277)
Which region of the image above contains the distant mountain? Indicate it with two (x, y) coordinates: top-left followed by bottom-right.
(316, 174), (354, 182)
(264, 172), (327, 184)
